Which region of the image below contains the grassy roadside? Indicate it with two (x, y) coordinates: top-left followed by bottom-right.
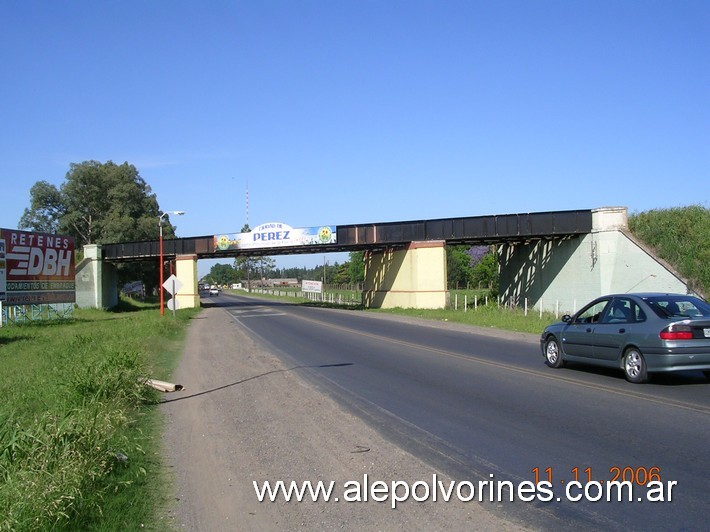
(230, 289), (558, 334)
(0, 299), (199, 531)
(372, 304), (559, 334)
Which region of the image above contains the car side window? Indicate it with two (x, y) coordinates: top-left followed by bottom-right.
(645, 296), (710, 318)
(603, 298), (635, 323)
(633, 304), (646, 322)
(575, 300), (610, 324)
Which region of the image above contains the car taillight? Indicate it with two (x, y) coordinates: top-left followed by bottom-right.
(660, 325), (693, 340)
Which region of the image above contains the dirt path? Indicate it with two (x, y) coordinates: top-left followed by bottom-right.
(161, 306), (530, 531)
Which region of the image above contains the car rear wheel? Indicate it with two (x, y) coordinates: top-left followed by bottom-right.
(544, 336), (564, 368)
(623, 348), (648, 384)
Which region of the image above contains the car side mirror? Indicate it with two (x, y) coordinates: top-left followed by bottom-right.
(562, 314), (572, 323)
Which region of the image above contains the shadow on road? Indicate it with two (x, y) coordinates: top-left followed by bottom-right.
(160, 362), (354, 403)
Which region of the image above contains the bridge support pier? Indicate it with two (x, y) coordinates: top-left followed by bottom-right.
(75, 244), (118, 309)
(363, 241), (448, 309)
(174, 254), (200, 310)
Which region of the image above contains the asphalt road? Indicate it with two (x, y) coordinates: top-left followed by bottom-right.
(204, 291), (710, 531)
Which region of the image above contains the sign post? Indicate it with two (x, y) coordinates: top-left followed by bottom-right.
(162, 274), (183, 318)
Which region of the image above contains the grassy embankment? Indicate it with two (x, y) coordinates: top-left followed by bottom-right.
(0, 299), (199, 530)
(628, 205), (709, 297)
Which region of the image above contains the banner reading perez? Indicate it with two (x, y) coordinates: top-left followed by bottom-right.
(214, 223), (336, 251)
(0, 228), (75, 304)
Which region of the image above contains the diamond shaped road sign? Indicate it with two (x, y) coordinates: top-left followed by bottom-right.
(162, 274), (183, 295)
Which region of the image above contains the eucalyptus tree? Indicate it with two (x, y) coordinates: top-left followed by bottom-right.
(19, 160), (172, 246)
(19, 160), (178, 290)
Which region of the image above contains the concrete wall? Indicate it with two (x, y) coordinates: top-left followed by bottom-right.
(499, 207), (690, 314)
(175, 254), (200, 310)
(75, 244), (118, 309)
(363, 241), (448, 309)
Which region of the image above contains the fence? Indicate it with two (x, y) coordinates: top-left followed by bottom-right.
(0, 302), (74, 327)
(447, 293), (579, 319)
(250, 288), (361, 306)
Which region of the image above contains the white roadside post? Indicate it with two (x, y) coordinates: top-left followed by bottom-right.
(163, 274), (184, 318)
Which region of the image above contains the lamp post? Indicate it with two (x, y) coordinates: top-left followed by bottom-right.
(159, 210), (185, 316)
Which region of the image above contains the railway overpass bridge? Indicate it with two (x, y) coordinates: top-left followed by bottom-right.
(76, 206), (691, 312)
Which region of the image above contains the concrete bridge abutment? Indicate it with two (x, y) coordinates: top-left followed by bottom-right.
(363, 240), (448, 309)
(498, 207), (692, 314)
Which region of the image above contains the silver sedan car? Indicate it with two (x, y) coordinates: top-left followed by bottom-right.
(540, 293), (710, 383)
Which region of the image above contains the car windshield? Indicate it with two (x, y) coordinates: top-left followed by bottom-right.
(644, 295), (710, 319)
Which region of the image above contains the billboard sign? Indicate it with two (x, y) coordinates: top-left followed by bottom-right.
(302, 280), (323, 294)
(0, 228), (75, 304)
(214, 223), (336, 251)
(0, 238), (5, 301)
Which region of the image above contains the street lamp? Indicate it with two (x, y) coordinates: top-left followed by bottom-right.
(159, 210), (185, 316)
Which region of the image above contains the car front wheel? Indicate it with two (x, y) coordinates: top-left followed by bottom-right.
(544, 336), (564, 368)
(623, 348), (648, 384)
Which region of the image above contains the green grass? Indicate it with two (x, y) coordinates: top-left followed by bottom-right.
(371, 303), (559, 334)
(629, 205), (710, 296)
(0, 299), (199, 531)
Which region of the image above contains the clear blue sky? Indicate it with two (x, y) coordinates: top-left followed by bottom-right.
(1, 1), (707, 276)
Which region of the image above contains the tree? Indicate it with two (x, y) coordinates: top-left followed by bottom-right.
(447, 245), (475, 289)
(331, 262), (350, 284)
(19, 160), (169, 246)
(445, 245), (499, 292)
(256, 256), (276, 281)
(347, 251), (365, 285)
(470, 246), (499, 293)
(18, 181), (63, 234)
(233, 224), (259, 290)
(19, 160), (177, 291)
(208, 263), (239, 286)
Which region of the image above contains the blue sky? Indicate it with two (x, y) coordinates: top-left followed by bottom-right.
(1, 1), (707, 275)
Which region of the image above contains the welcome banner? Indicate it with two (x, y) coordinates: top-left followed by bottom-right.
(214, 223), (336, 251)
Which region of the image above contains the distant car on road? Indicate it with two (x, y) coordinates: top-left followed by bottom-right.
(209, 286), (219, 296)
(540, 293), (710, 383)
